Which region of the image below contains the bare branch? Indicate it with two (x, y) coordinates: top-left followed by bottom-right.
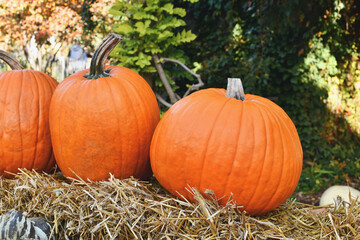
(153, 54), (178, 104)
(153, 55), (204, 108)
(155, 93), (173, 108)
(162, 57), (204, 97)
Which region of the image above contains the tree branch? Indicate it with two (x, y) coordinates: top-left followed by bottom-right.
(153, 55), (204, 108)
(153, 54), (178, 104)
(155, 93), (173, 108)
(161, 57), (204, 97)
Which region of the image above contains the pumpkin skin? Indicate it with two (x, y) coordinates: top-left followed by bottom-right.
(150, 85), (303, 216)
(49, 34), (159, 181)
(0, 52), (58, 178)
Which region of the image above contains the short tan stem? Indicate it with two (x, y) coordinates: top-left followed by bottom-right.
(226, 78), (245, 101)
(0, 50), (24, 70)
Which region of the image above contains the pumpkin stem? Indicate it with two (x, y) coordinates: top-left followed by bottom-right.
(0, 50), (24, 70)
(226, 78), (245, 101)
(84, 33), (122, 79)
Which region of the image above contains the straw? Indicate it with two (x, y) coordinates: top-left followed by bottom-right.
(0, 169), (359, 239)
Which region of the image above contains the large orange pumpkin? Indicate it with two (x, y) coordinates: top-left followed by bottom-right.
(49, 34), (160, 181)
(150, 78), (303, 216)
(0, 50), (58, 178)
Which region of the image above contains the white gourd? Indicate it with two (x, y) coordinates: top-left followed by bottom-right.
(319, 185), (360, 206)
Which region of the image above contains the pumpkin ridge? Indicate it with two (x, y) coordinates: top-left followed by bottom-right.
(154, 97), (199, 196)
(18, 71), (24, 169)
(113, 72), (154, 178)
(153, 100), (189, 195)
(251, 100), (286, 214)
(262, 111), (288, 213)
(118, 70), (158, 175)
(249, 97), (302, 160)
(119, 76), (144, 177)
(278, 122), (302, 203)
(28, 70), (39, 171)
(162, 111), (176, 195)
(104, 78), (127, 178)
(58, 79), (84, 172)
(198, 97), (231, 193)
(149, 122), (161, 177)
(268, 104), (289, 213)
(50, 87), (61, 165)
(34, 70), (52, 171)
(5, 74), (13, 168)
(176, 96), (215, 199)
(251, 99), (302, 214)
(35, 70), (50, 170)
(183, 100), (207, 198)
(221, 99), (245, 202)
(236, 102), (256, 209)
(252, 98), (303, 187)
(0, 72), (10, 167)
(276, 118), (301, 208)
(39, 71), (57, 170)
(72, 80), (95, 178)
(242, 103), (269, 213)
(252, 97), (300, 145)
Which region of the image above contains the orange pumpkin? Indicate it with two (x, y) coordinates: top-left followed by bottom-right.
(150, 78), (303, 216)
(0, 50), (58, 178)
(49, 34), (160, 181)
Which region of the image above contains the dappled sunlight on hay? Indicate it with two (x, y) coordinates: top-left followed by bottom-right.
(0, 169), (359, 239)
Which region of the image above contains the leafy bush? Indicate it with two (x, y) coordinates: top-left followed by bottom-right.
(109, 0), (198, 104)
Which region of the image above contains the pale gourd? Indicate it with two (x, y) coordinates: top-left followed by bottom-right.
(319, 185), (360, 206)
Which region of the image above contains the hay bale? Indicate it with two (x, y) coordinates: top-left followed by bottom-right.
(0, 170), (358, 239)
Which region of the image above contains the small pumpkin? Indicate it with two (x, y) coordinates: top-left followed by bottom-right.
(150, 78), (303, 216)
(49, 34), (160, 181)
(0, 50), (58, 178)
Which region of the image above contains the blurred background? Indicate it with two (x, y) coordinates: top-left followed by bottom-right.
(1, 0), (359, 195)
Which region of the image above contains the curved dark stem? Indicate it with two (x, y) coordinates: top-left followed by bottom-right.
(0, 50), (24, 70)
(84, 33), (122, 79)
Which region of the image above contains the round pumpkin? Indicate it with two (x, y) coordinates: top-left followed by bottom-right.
(0, 50), (58, 178)
(49, 33), (160, 181)
(150, 78), (303, 216)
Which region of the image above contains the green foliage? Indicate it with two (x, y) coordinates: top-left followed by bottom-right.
(109, 0), (197, 75)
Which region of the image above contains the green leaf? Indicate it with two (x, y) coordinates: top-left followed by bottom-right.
(115, 23), (133, 34)
(158, 30), (174, 40)
(134, 20), (151, 36)
(133, 11), (158, 21)
(172, 8), (186, 17)
(158, 17), (185, 31)
(161, 3), (174, 14)
(109, 8), (124, 17)
(173, 29), (197, 45)
(135, 52), (152, 68)
(183, 0), (199, 3)
(109, 1), (131, 17)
